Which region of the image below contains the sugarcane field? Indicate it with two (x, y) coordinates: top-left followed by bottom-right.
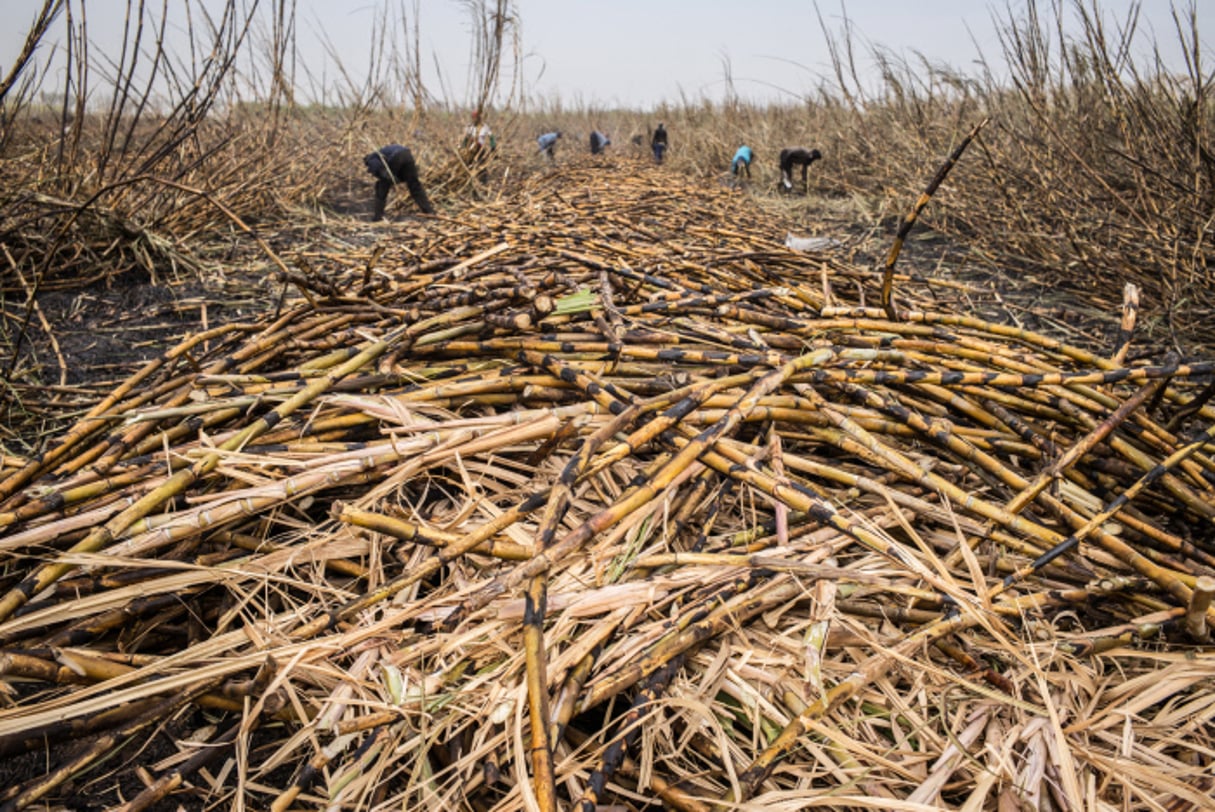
(2, 1), (1215, 810)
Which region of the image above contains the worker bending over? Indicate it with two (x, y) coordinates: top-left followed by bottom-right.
(363, 144), (434, 221)
(732, 145), (754, 179)
(779, 147), (822, 192)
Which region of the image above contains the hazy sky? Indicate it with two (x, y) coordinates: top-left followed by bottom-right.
(3, 1), (1210, 108)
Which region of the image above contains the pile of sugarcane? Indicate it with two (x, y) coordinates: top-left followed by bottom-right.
(1, 161), (1213, 810)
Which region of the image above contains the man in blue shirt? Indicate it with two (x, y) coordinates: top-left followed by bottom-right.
(590, 130), (611, 155)
(537, 131), (562, 161)
(363, 145), (434, 221)
(731, 145), (754, 179)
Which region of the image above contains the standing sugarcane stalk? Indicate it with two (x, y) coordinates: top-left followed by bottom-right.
(880, 118), (989, 320)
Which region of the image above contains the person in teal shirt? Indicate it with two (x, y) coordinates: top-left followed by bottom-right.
(731, 145), (754, 179)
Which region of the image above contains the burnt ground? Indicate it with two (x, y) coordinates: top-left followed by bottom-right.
(0, 710), (205, 811)
(9, 277), (240, 386)
(1, 266), (277, 458)
(778, 192), (1172, 358)
(0, 705), (298, 810)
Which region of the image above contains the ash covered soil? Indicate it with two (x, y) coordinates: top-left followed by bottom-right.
(12, 277), (252, 386)
(2, 269), (275, 457)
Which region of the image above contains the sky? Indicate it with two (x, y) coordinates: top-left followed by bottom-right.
(2, 1), (1211, 109)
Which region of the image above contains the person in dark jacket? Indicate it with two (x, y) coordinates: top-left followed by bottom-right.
(651, 123), (668, 163)
(589, 130), (611, 155)
(363, 144), (435, 221)
(779, 147), (822, 192)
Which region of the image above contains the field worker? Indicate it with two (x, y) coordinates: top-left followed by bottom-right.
(461, 109), (495, 156)
(590, 130), (611, 155)
(363, 144), (435, 221)
(461, 109), (495, 182)
(651, 123), (668, 163)
(779, 147), (822, 191)
(731, 145), (754, 179)
(537, 130), (561, 161)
